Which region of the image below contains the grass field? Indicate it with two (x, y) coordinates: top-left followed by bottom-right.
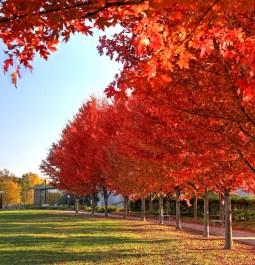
(0, 210), (254, 265)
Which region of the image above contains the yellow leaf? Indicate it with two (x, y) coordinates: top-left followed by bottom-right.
(11, 71), (17, 88)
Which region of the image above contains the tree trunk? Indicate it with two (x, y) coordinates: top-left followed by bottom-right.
(123, 196), (128, 219)
(159, 194), (164, 224)
(141, 197), (146, 221)
(92, 192), (97, 215)
(175, 190), (181, 229)
(219, 193), (224, 220)
(75, 198), (79, 214)
(166, 196), (171, 215)
(224, 191), (233, 249)
(194, 195), (198, 219)
(127, 196), (130, 213)
(103, 188), (109, 217)
(149, 198), (153, 214)
(203, 188), (209, 238)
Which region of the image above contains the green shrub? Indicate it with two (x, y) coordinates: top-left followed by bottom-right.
(95, 206), (120, 213)
(96, 207), (105, 213)
(129, 195), (255, 221)
(108, 206), (118, 212)
(82, 206), (93, 211)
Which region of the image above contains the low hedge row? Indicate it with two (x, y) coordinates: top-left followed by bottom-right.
(129, 196), (255, 221)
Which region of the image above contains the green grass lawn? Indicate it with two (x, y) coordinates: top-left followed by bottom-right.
(0, 210), (254, 265)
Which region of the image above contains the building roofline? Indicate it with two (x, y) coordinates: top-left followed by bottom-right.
(29, 185), (56, 190)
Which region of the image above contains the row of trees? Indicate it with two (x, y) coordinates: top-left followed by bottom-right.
(0, 169), (44, 206)
(41, 94), (255, 250)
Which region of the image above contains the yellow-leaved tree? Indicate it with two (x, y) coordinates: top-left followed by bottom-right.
(0, 181), (21, 206)
(20, 173), (44, 205)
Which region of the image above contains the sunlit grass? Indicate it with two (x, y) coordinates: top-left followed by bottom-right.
(0, 210), (254, 264)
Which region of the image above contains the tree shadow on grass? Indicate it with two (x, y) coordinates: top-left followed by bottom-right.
(0, 212), (171, 264)
(0, 248), (159, 265)
(0, 234), (169, 247)
(0, 211), (225, 254)
(0, 214), (167, 237)
(2, 211), (242, 264)
(0, 233), (168, 265)
(0, 222), (163, 237)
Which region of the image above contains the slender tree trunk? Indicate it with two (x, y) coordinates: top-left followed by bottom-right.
(75, 198), (79, 214)
(203, 188), (209, 238)
(141, 197), (146, 221)
(166, 196), (171, 215)
(127, 196), (130, 213)
(103, 188), (109, 217)
(149, 198), (153, 214)
(175, 190), (181, 229)
(123, 196), (128, 219)
(194, 195), (198, 219)
(219, 193), (224, 220)
(224, 191), (233, 249)
(159, 194), (164, 224)
(92, 193), (97, 215)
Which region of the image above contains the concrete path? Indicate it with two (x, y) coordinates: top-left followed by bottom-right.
(75, 211), (255, 247)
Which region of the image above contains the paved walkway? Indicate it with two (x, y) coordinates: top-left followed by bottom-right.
(71, 211), (255, 246)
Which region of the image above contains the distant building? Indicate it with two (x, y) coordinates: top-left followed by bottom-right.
(97, 193), (124, 208)
(31, 185), (63, 206)
(31, 185), (124, 208)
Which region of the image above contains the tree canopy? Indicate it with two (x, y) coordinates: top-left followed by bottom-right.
(1, 0), (254, 100)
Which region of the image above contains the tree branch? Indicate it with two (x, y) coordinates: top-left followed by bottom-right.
(0, 0), (146, 24)
(238, 150), (255, 174)
(173, 105), (243, 123)
(184, 0), (220, 42)
(239, 124), (255, 140)
(187, 181), (198, 191)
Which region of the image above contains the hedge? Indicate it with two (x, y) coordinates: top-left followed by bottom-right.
(129, 195), (255, 221)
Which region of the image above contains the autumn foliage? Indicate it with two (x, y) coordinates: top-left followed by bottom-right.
(0, 170), (44, 207)
(2, 0), (255, 250)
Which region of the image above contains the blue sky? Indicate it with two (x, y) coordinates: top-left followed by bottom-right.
(0, 29), (121, 178)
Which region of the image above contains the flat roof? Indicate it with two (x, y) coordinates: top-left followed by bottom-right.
(30, 185), (56, 190)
